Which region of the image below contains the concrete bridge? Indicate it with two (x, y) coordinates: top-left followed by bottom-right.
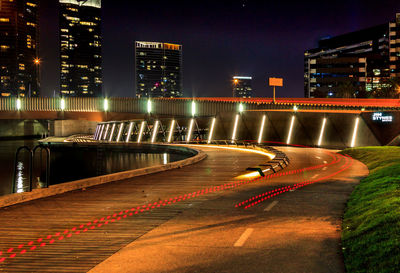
(0, 97), (399, 147)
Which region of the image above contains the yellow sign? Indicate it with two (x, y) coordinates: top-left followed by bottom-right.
(269, 77), (283, 87)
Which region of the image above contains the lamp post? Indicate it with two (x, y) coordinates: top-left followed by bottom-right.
(33, 58), (40, 97)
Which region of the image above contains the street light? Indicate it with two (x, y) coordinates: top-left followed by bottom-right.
(60, 98), (66, 111)
(191, 101), (196, 117)
(16, 98), (21, 110)
(28, 58), (40, 97)
(147, 99), (152, 114)
(239, 103), (244, 113)
(104, 98), (109, 111)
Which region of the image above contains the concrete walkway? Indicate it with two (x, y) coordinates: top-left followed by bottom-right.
(0, 145), (368, 272)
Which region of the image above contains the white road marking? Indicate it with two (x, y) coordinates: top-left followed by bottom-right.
(234, 228), (254, 247)
(323, 167), (327, 171)
(264, 201), (278, 211)
(323, 161), (327, 164)
(311, 174), (319, 179)
(315, 156), (321, 159)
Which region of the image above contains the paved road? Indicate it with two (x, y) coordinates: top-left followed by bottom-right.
(0, 145), (368, 273)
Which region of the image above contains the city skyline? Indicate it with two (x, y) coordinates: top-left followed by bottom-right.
(37, 0), (400, 98)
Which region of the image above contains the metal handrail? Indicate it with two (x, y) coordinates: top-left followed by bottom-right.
(12, 145), (51, 193)
(33, 145), (51, 189)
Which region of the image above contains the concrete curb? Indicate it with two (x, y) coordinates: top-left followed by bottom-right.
(0, 147), (207, 209)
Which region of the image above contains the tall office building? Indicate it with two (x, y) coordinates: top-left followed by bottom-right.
(135, 41), (182, 98)
(59, 0), (102, 97)
(0, 0), (39, 97)
(304, 13), (400, 98)
(232, 76), (252, 98)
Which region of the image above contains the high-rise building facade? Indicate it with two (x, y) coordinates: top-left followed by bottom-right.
(59, 0), (102, 97)
(232, 76), (252, 98)
(135, 41), (182, 98)
(0, 0), (39, 97)
(304, 13), (400, 98)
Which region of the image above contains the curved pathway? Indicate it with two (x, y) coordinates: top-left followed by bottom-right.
(0, 145), (368, 272)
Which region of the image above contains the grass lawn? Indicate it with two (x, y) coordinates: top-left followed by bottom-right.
(339, 146), (400, 273)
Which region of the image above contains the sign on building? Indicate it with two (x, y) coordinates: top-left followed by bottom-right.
(372, 112), (393, 123)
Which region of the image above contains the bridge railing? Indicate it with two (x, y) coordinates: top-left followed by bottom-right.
(0, 97), (399, 116)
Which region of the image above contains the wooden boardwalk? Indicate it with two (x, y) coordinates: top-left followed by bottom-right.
(0, 145), (270, 272)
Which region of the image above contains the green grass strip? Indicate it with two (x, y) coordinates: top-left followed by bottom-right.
(339, 147), (400, 273)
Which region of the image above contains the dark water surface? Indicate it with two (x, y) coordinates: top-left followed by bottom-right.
(0, 140), (189, 196)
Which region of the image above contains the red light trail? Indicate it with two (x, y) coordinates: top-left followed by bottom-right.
(0, 146), (353, 265)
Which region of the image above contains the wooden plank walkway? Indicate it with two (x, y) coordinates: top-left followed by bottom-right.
(0, 145), (270, 272)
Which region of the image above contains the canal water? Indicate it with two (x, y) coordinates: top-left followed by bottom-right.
(0, 140), (189, 197)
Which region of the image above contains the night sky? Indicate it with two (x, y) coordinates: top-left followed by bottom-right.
(39, 0), (400, 98)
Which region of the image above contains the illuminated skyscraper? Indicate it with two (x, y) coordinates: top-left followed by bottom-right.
(135, 41), (182, 98)
(59, 0), (102, 97)
(233, 76), (252, 98)
(0, 0), (40, 97)
(305, 13), (400, 98)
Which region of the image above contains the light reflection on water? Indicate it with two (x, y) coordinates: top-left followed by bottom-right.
(0, 140), (36, 196)
(163, 153), (168, 165)
(0, 140), (190, 197)
(102, 152), (176, 174)
(16, 161), (25, 193)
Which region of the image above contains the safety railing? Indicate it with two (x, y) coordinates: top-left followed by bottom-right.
(1, 97), (398, 116)
(12, 145), (51, 193)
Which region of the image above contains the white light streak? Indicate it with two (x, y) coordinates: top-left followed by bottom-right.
(168, 120), (175, 143)
(137, 121), (145, 143)
(116, 123), (124, 142)
(126, 122), (134, 142)
(147, 99), (152, 114)
(258, 115), (266, 144)
(60, 98), (66, 111)
(231, 114), (240, 143)
(103, 124), (110, 140)
(207, 117), (216, 144)
(286, 115), (295, 144)
(98, 124), (104, 141)
(187, 119), (195, 142)
(233, 76), (252, 80)
(151, 120), (159, 143)
(318, 118), (327, 146)
(351, 117), (360, 148)
(109, 123), (116, 141)
(94, 125), (100, 140)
